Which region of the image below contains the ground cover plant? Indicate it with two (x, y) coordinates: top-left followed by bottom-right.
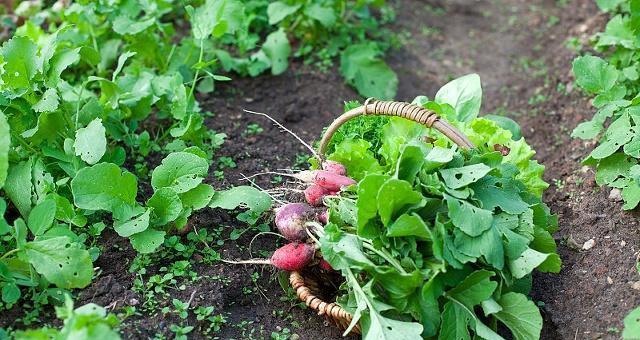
(231, 75), (560, 339)
(0, 0), (396, 335)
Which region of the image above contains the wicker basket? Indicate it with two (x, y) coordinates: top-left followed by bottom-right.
(289, 99), (475, 335)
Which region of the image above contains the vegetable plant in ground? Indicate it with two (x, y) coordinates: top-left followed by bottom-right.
(229, 75), (560, 339)
(568, 3), (640, 335)
(571, 0), (640, 210)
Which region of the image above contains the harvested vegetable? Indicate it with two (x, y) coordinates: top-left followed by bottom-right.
(307, 75), (560, 340)
(311, 170), (356, 191)
(274, 203), (315, 241)
(304, 184), (330, 206)
(322, 160), (347, 176)
(224, 242), (315, 272)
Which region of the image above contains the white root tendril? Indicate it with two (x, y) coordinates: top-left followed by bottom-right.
(221, 258), (271, 265)
(239, 173), (286, 205)
(243, 109), (321, 161)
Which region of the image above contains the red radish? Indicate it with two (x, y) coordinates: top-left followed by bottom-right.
(311, 170), (356, 191)
(317, 209), (328, 224)
(319, 258), (334, 271)
(304, 184), (329, 206)
(287, 170), (356, 191)
(322, 160), (347, 176)
(222, 243), (315, 271)
(275, 203), (315, 241)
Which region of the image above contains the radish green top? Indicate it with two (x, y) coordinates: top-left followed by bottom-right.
(317, 75), (560, 340)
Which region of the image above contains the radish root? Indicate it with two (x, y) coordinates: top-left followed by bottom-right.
(221, 258), (271, 265)
(244, 109), (321, 161)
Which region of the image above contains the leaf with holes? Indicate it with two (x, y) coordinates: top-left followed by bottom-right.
(151, 152), (209, 193)
(129, 228), (166, 254)
(440, 163), (492, 189)
(113, 209), (151, 237)
(24, 237), (93, 289)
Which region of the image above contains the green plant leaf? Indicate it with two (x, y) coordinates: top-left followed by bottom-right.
(0, 112), (9, 189)
(377, 178), (423, 226)
(113, 209), (150, 237)
(129, 228), (165, 254)
(340, 44), (398, 99)
(0, 36), (38, 92)
(3, 159), (33, 217)
(151, 152), (209, 193)
(27, 199), (56, 236)
(25, 237), (93, 288)
(495, 292), (542, 340)
(623, 306), (640, 339)
(386, 213), (430, 239)
(305, 4), (336, 27)
(1, 283), (20, 304)
(147, 188), (182, 225)
(32, 88), (59, 113)
(209, 186), (272, 216)
(74, 118), (107, 165)
(71, 163), (137, 213)
(435, 73), (482, 122)
(439, 163), (492, 189)
(262, 28), (290, 75)
(446, 195), (493, 237)
(179, 184), (214, 210)
(267, 2), (301, 24)
(572, 55), (619, 94)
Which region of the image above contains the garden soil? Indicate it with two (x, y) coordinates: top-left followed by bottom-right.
(4, 0), (638, 339)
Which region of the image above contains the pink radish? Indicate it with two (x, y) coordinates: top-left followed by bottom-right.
(275, 203), (315, 241)
(223, 243), (315, 271)
(304, 185), (329, 206)
(319, 258), (334, 271)
(311, 170), (356, 191)
(277, 170), (356, 191)
(322, 160), (347, 176)
(317, 209), (328, 224)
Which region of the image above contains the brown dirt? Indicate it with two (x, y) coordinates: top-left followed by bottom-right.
(4, 1), (638, 339)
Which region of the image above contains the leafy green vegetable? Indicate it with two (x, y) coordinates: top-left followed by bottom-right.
(319, 75), (558, 340)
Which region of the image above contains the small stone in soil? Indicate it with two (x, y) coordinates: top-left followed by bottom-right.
(607, 276), (613, 285)
(582, 238), (595, 251)
(609, 188), (623, 202)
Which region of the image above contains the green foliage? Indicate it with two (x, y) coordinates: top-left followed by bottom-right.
(571, 2), (640, 210)
(0, 0), (229, 311)
(320, 75), (558, 340)
(12, 295), (120, 339)
(218, 0), (398, 97)
(624, 306), (640, 339)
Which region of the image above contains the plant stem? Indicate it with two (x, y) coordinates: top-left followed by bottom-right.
(0, 248), (19, 259)
(362, 242), (407, 274)
(187, 39), (205, 101)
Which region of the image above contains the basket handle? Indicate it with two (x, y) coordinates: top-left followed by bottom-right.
(318, 99), (475, 159)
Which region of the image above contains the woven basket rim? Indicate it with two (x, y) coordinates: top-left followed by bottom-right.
(289, 271), (361, 335)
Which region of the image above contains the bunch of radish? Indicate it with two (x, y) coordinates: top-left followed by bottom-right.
(224, 161), (355, 272)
